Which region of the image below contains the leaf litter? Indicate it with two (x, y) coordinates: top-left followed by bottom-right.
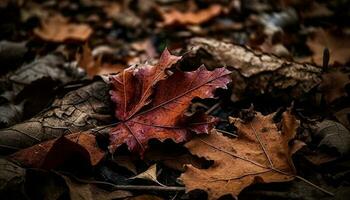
(0, 0), (349, 199)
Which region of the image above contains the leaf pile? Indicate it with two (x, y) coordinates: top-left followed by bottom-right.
(1, 0), (350, 199)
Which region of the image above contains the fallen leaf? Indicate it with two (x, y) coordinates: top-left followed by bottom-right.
(307, 29), (350, 66)
(77, 44), (125, 76)
(300, 2), (333, 19)
(335, 108), (350, 130)
(109, 49), (231, 155)
(0, 80), (112, 154)
(180, 110), (299, 199)
(0, 40), (27, 71)
(61, 174), (132, 200)
(319, 69), (350, 103)
(0, 54), (84, 128)
(0, 159), (25, 194)
(113, 156), (138, 174)
(130, 164), (165, 186)
(304, 151), (338, 165)
(145, 150), (203, 172)
(187, 37), (321, 101)
(34, 14), (92, 42)
(159, 4), (222, 26)
(313, 120), (350, 155)
(10, 132), (105, 169)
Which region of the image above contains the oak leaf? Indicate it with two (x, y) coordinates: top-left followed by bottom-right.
(180, 110), (299, 199)
(109, 49), (231, 155)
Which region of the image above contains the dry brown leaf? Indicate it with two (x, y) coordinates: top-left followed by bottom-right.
(113, 156), (138, 174)
(34, 15), (92, 42)
(10, 133), (105, 169)
(335, 108), (350, 130)
(130, 164), (165, 186)
(300, 2), (333, 19)
(77, 44), (125, 76)
(145, 150), (203, 172)
(307, 29), (350, 66)
(319, 69), (350, 103)
(187, 37), (322, 101)
(61, 174), (132, 200)
(0, 80), (112, 154)
(180, 110), (299, 199)
(159, 4), (222, 26)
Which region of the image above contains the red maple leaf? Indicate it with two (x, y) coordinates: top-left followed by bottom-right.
(109, 49), (231, 155)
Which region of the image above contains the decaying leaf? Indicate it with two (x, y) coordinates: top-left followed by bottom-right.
(0, 40), (27, 71)
(313, 120), (350, 156)
(0, 159), (26, 195)
(109, 49), (231, 155)
(34, 14), (92, 42)
(0, 80), (113, 154)
(158, 4), (222, 26)
(145, 150), (204, 172)
(307, 28), (350, 66)
(0, 54), (84, 128)
(113, 156), (138, 174)
(335, 108), (350, 130)
(187, 37), (321, 101)
(319, 69), (350, 103)
(61, 174), (132, 200)
(130, 164), (164, 186)
(10, 132), (105, 169)
(76, 44), (125, 77)
(180, 110), (299, 199)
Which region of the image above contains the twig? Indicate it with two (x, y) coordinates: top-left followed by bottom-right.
(59, 171), (185, 192)
(110, 185), (185, 192)
(295, 175), (334, 196)
(215, 129), (238, 137)
(205, 102), (221, 115)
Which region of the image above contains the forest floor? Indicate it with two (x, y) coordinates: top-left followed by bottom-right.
(0, 0), (350, 199)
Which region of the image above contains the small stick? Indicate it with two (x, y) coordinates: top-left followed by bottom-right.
(215, 129), (238, 137)
(205, 102), (221, 115)
(295, 175), (334, 196)
(64, 171), (185, 192)
(111, 185), (185, 192)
